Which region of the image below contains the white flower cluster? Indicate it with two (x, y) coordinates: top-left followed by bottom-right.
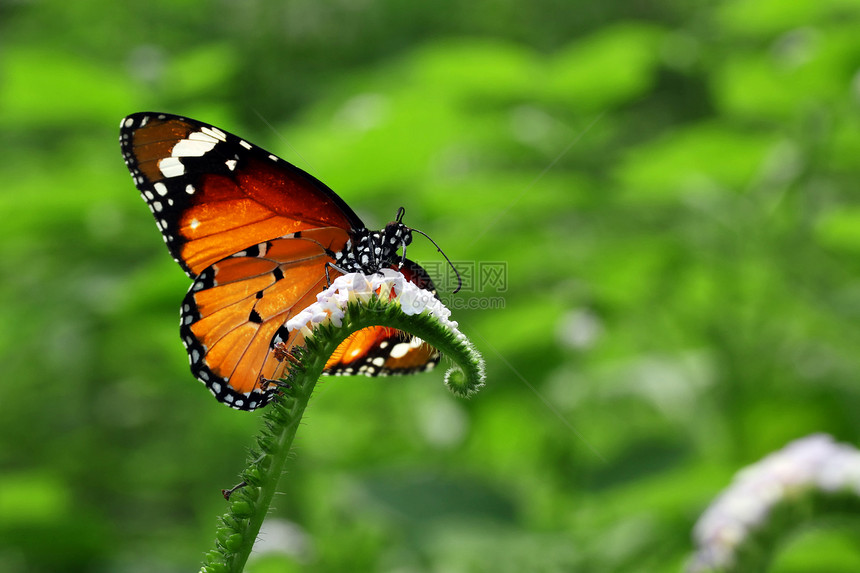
(688, 433), (860, 572)
(286, 269), (458, 337)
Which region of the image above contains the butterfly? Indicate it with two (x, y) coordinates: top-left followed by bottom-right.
(120, 112), (449, 410)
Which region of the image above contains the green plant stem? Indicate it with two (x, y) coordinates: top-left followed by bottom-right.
(222, 356), (321, 573)
(200, 297), (485, 573)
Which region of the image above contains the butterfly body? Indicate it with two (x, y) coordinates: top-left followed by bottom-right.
(120, 112), (439, 410)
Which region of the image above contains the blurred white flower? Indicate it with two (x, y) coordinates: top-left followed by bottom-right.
(688, 434), (860, 572)
(556, 308), (603, 350)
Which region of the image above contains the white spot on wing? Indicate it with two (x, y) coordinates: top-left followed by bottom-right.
(200, 126), (227, 141)
(153, 182), (168, 196)
(389, 342), (411, 359)
(239, 140), (252, 150)
(225, 159), (237, 171)
(159, 156), (185, 177)
(173, 135), (217, 157)
(190, 218), (200, 230)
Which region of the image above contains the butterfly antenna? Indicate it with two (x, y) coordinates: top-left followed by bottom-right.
(411, 227), (462, 294)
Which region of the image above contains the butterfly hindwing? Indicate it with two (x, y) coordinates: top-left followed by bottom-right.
(180, 228), (351, 410)
(324, 327), (440, 376)
(323, 257), (441, 377)
(182, 243), (441, 408)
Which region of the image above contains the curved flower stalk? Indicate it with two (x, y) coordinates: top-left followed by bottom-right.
(688, 434), (860, 573)
(199, 271), (486, 573)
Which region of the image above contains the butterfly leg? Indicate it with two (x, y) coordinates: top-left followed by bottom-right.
(399, 238), (407, 269)
(324, 261), (349, 286)
(259, 376), (291, 391)
(258, 342), (302, 392)
(272, 341), (302, 364)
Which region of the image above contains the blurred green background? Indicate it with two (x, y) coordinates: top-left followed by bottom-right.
(3, 0), (860, 571)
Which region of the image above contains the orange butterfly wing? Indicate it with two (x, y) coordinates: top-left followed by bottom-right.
(121, 112), (362, 278)
(322, 258), (441, 377)
(181, 228), (349, 408)
(325, 326), (439, 376)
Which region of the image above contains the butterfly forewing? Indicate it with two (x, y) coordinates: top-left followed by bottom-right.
(120, 112), (362, 278)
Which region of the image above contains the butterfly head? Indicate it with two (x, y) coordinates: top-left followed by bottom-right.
(382, 219), (413, 251)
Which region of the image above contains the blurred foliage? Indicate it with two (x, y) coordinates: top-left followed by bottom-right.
(2, 0), (860, 571)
